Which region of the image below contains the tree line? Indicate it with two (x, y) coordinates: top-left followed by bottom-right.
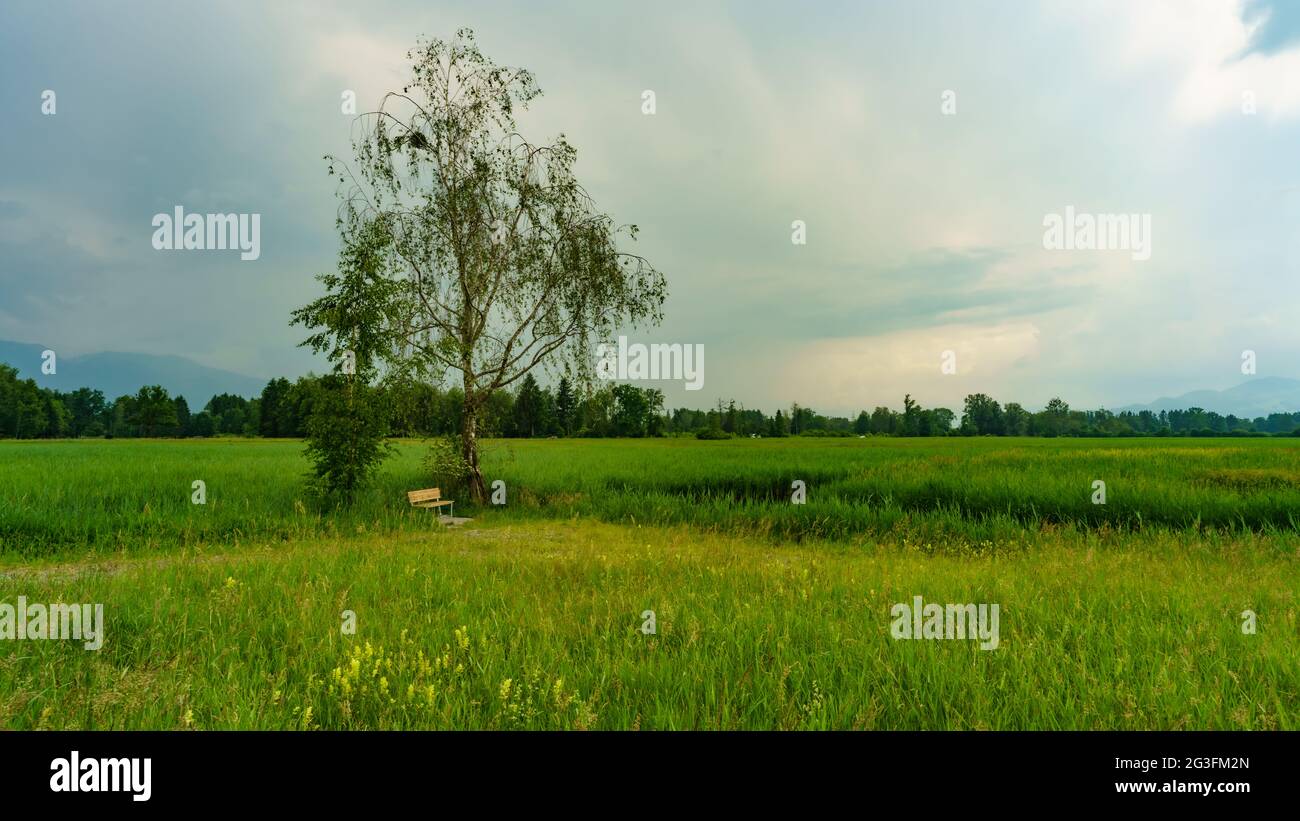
(0, 363), (665, 440)
(4, 362), (1300, 440)
(679, 393), (1300, 438)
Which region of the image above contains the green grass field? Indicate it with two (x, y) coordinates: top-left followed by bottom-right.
(1, 437), (1298, 729)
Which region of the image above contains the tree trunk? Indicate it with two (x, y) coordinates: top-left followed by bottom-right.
(461, 399), (487, 504)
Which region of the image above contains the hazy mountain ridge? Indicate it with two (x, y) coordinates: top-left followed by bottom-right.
(1110, 377), (1300, 418)
(0, 340), (266, 401)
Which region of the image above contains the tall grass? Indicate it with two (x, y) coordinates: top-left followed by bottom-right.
(1, 522), (1295, 730)
(4, 437), (1300, 557)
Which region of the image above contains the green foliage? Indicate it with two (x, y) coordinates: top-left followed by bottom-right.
(854, 410), (870, 435)
(611, 384), (657, 437)
(303, 376), (392, 503)
(695, 426), (730, 440)
(259, 377), (294, 437)
(512, 374), (544, 438)
(962, 393), (1003, 435)
(555, 376), (577, 436)
(190, 412), (216, 437)
(0, 363), (60, 438)
(128, 385), (178, 437)
(421, 435), (470, 496)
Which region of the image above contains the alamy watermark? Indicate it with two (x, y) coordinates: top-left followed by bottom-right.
(50, 751), (150, 801)
(1, 597), (104, 650)
(890, 595), (1000, 650)
(151, 206), (261, 260)
(1042, 206), (1151, 261)
(596, 335), (704, 390)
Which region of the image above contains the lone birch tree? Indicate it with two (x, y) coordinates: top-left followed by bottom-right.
(294, 29), (667, 502)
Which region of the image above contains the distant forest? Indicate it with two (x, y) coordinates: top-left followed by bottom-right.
(3, 361), (1300, 440)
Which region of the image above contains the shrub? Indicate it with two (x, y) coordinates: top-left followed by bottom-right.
(303, 375), (392, 503)
(422, 435), (471, 496)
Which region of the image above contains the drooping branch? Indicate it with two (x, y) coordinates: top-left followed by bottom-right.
(295, 28), (666, 502)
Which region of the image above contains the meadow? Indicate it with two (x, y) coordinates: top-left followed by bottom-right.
(1, 437), (1298, 729)
(5, 436), (1300, 557)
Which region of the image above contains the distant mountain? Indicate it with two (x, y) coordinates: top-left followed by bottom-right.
(1111, 377), (1300, 419)
(0, 340), (266, 402)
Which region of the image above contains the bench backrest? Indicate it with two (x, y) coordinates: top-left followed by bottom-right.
(408, 488), (442, 504)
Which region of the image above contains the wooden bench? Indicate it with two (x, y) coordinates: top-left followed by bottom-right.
(407, 488), (454, 520)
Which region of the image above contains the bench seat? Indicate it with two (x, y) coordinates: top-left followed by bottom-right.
(408, 488), (454, 519)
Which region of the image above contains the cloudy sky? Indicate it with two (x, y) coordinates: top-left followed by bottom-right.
(2, 0), (1298, 414)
